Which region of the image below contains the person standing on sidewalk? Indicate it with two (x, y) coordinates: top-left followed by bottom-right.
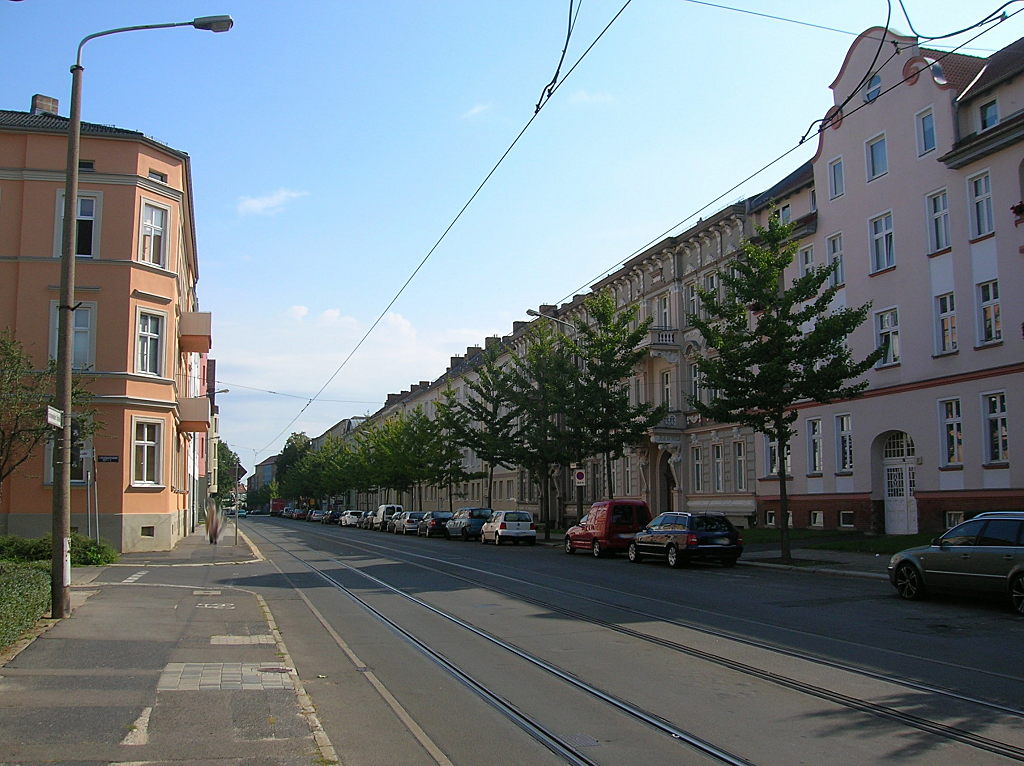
(206, 501), (222, 544)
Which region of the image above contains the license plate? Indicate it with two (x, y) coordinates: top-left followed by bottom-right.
(713, 537), (730, 545)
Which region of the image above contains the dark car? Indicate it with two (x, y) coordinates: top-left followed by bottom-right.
(628, 512), (743, 567)
(323, 509), (345, 524)
(446, 507), (493, 541)
(889, 512), (1024, 615)
(417, 511), (453, 538)
(565, 499), (652, 557)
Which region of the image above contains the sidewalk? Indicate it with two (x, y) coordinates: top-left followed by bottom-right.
(0, 527), (334, 766)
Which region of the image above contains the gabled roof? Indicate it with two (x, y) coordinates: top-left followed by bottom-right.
(952, 36), (1024, 102)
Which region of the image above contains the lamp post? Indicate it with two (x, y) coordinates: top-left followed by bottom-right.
(51, 15), (233, 619)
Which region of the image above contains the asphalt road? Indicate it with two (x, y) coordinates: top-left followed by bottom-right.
(172, 516), (1024, 766)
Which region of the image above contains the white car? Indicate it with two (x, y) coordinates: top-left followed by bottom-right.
(340, 510), (363, 527)
(480, 511), (537, 546)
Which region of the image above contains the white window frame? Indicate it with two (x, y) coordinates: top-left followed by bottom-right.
(839, 511), (855, 528)
(982, 391), (1008, 463)
(807, 418), (823, 474)
(733, 441), (746, 491)
(827, 232), (844, 287)
(139, 199), (171, 268)
(49, 300), (96, 371)
(866, 134), (888, 181)
(836, 414), (854, 472)
(927, 189), (950, 252)
(44, 424), (91, 485)
(875, 307), (900, 366)
(977, 280), (1001, 344)
(685, 282), (698, 322)
(935, 292), (957, 354)
(658, 293), (670, 327)
(712, 444), (724, 492)
(132, 417), (164, 486)
(916, 107), (936, 156)
(939, 398), (963, 466)
(54, 190), (102, 258)
(687, 362), (701, 406)
(660, 369), (671, 408)
(864, 73), (882, 102)
(968, 171), (994, 238)
(979, 99), (998, 131)
(778, 204), (791, 224)
(869, 212), (895, 272)
(136, 308), (166, 377)
(691, 445), (703, 492)
(828, 157), (845, 199)
(766, 436), (791, 476)
(810, 511), (824, 527)
(799, 245), (814, 276)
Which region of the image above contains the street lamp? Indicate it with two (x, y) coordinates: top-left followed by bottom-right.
(51, 15), (233, 619)
(526, 308), (577, 336)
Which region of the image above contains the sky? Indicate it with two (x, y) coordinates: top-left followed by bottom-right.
(4, 1), (1022, 475)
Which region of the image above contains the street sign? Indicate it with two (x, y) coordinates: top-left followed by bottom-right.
(97, 455), (119, 463)
(47, 406), (63, 428)
(574, 469), (586, 486)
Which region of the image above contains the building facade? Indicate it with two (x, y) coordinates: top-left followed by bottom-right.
(0, 95), (214, 551)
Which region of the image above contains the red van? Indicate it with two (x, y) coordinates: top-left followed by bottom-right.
(564, 499), (652, 557)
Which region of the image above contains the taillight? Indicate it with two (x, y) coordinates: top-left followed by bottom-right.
(737, 534), (744, 545)
(499, 522), (507, 530)
(529, 522), (536, 530)
(686, 533), (699, 547)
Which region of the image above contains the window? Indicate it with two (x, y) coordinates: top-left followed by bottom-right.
(828, 158), (845, 199)
(984, 392), (1008, 463)
(870, 212), (894, 271)
(58, 193), (100, 258)
(810, 511), (824, 527)
(980, 99), (998, 131)
(916, 108), (935, 155)
(864, 73), (881, 102)
(840, 511), (855, 528)
(687, 362), (701, 405)
(766, 437), (791, 476)
(661, 370), (671, 408)
(44, 418), (90, 484)
(703, 272), (718, 300)
(827, 233), (844, 286)
(927, 190), (950, 252)
(658, 294), (670, 327)
(807, 419), (823, 474)
(50, 301), (95, 371)
(712, 444), (724, 492)
(978, 280), (1001, 343)
(940, 398), (962, 465)
(623, 456), (632, 495)
(691, 446), (703, 492)
(945, 511), (964, 528)
(139, 202), (168, 267)
(969, 172), (994, 237)
(137, 311), (164, 376)
(148, 169), (168, 183)
(778, 204), (791, 224)
(836, 415), (854, 471)
(866, 135), (888, 180)
(876, 308), (900, 365)
(133, 419), (162, 485)
(733, 441), (746, 491)
(799, 246), (814, 276)
(935, 292), (957, 353)
(685, 282), (698, 322)
(809, 189), (817, 213)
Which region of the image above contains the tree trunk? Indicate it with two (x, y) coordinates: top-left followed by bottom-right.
(540, 466), (551, 541)
(777, 426), (792, 562)
(486, 464), (494, 508)
(604, 449), (615, 499)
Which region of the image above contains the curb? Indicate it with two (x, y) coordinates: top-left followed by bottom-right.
(739, 559), (888, 581)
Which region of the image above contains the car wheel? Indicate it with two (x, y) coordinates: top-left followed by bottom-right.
(462, 529), (469, 542)
(1010, 574), (1024, 616)
(495, 534), (502, 546)
(894, 563), (926, 600)
(592, 541), (602, 558)
(564, 538), (575, 554)
(628, 542), (642, 563)
(480, 532), (487, 544)
(667, 545), (681, 568)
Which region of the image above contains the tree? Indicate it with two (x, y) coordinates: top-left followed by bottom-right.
(276, 432), (311, 500)
(568, 290), (667, 497)
(430, 389), (484, 511)
(689, 215), (882, 561)
(0, 331), (94, 503)
(216, 441), (241, 506)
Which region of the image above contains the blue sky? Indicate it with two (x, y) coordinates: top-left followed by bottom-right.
(4, 1), (1022, 474)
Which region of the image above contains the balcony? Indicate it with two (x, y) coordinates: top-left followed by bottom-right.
(179, 312), (212, 354)
(177, 396), (211, 432)
(640, 326), (677, 349)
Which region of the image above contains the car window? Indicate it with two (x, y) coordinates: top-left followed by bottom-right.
(471, 509), (492, 519)
(693, 516), (733, 533)
(409, 513), (425, 520)
(504, 511), (533, 522)
(977, 520), (1022, 546)
(611, 505), (633, 524)
(648, 514), (667, 528)
(939, 519), (985, 546)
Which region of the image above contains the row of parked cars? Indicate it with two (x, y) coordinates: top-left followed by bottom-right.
(346, 504), (538, 544)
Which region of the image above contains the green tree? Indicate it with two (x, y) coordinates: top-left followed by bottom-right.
(689, 215), (882, 560)
(216, 441), (241, 506)
(430, 390), (483, 511)
(246, 483), (270, 511)
(0, 330), (94, 503)
(568, 290), (666, 497)
(276, 432), (311, 500)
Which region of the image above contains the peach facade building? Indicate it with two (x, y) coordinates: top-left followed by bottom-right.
(0, 95), (214, 552)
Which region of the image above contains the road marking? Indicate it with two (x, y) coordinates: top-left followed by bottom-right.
(121, 571), (148, 583)
(195, 602), (235, 609)
(211, 634), (275, 645)
(193, 589), (221, 595)
(120, 706), (151, 745)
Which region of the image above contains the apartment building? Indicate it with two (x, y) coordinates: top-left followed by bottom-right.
(753, 29), (1023, 533)
(0, 95), (214, 552)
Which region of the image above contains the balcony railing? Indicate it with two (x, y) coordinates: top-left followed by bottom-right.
(179, 311), (212, 353)
(640, 326), (677, 348)
(176, 396), (211, 432)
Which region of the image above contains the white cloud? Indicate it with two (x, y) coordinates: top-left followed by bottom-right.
(236, 188), (308, 216)
(569, 89), (614, 106)
(460, 103), (492, 120)
(286, 305), (309, 320)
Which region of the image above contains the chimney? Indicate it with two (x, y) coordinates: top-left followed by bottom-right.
(465, 345), (483, 359)
(485, 336), (501, 350)
(538, 304), (556, 315)
(448, 355), (464, 370)
(512, 321), (529, 333)
(31, 94), (59, 116)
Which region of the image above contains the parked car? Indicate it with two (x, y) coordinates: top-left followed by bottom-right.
(628, 512), (743, 567)
(371, 504), (403, 531)
(480, 510), (537, 545)
(417, 511), (453, 537)
(358, 512), (375, 529)
(446, 507), (492, 541)
(307, 509), (327, 522)
(340, 510), (363, 527)
(888, 512), (1024, 615)
(291, 507), (309, 520)
(236, 508), (248, 518)
(323, 509), (345, 524)
(565, 499), (652, 557)
(393, 511), (426, 534)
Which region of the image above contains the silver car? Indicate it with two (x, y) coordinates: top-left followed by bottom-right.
(888, 511), (1024, 614)
(480, 510), (537, 546)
